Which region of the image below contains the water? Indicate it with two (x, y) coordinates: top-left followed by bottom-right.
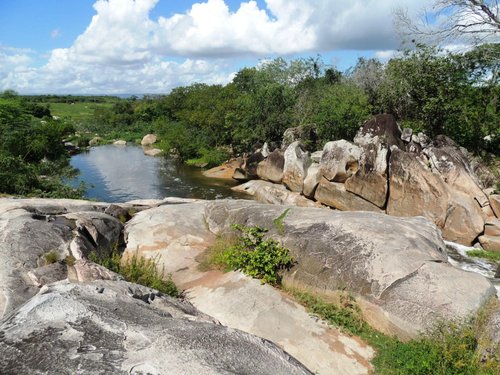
(445, 241), (499, 294)
(69, 144), (245, 202)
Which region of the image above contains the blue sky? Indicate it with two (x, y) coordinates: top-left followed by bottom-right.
(0, 0), (430, 94)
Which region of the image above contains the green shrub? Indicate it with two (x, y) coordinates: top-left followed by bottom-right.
(64, 255), (76, 266)
(44, 250), (59, 264)
(273, 208), (291, 235)
(212, 224), (294, 285)
(89, 249), (178, 297)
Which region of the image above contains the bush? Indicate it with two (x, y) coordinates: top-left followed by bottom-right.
(210, 224), (294, 285)
(186, 147), (230, 168)
(44, 250), (59, 264)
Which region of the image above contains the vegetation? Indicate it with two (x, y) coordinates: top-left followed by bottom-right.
(287, 288), (499, 375)
(89, 249), (179, 297)
(467, 250), (500, 262)
(44, 250), (60, 265)
(273, 208), (291, 235)
(205, 224), (294, 285)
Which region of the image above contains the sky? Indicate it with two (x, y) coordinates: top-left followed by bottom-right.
(0, 0), (435, 95)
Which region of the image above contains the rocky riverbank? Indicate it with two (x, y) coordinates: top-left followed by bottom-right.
(0, 197), (498, 374)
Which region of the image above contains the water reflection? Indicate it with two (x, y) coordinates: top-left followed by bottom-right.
(69, 144), (244, 202)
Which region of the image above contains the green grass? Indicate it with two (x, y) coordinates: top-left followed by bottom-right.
(49, 102), (113, 122)
(273, 208), (291, 235)
(89, 249), (179, 297)
(44, 250), (59, 264)
(467, 250), (500, 262)
(285, 288), (499, 375)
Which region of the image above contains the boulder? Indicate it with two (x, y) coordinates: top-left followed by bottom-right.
(315, 178), (383, 212)
(311, 150), (323, 163)
(354, 114), (404, 149)
(233, 180), (321, 208)
(282, 141), (311, 193)
(490, 195), (500, 218)
(387, 148), (449, 228)
(484, 218), (500, 237)
(143, 147), (162, 157)
(344, 142), (389, 208)
(89, 136), (102, 146)
(302, 163), (321, 198)
(0, 199), (115, 319)
(320, 140), (362, 182)
(478, 235), (500, 252)
(257, 149), (285, 183)
(113, 140), (126, 145)
(0, 280), (312, 375)
(401, 128), (412, 142)
(205, 200), (496, 338)
(140, 133), (157, 146)
(234, 151), (265, 181)
(203, 158), (243, 180)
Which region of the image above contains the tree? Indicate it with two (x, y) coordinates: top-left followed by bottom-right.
(396, 1), (500, 45)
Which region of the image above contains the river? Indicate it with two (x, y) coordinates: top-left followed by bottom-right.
(69, 144), (244, 202)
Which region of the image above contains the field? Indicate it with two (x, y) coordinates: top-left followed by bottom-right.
(49, 102), (113, 122)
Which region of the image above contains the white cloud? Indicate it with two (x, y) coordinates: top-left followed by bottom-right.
(0, 0), (434, 94)
(50, 28), (62, 39)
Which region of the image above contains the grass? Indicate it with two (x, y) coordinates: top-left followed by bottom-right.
(273, 208), (291, 235)
(89, 249), (179, 297)
(49, 102), (113, 122)
(44, 250), (59, 264)
(467, 250), (500, 262)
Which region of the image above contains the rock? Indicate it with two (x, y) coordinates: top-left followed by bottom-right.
(442, 191), (485, 245)
(257, 149), (285, 183)
(143, 147), (162, 157)
(477, 300), (500, 364)
(113, 140), (126, 145)
(315, 178), (382, 212)
(70, 259), (121, 282)
(302, 163), (321, 198)
(282, 124), (318, 150)
(89, 136), (102, 146)
(484, 218), (500, 237)
(387, 148), (449, 228)
(205, 200), (496, 338)
(104, 204), (132, 222)
(0, 280), (312, 375)
(140, 133), (157, 146)
(233, 180), (321, 208)
(478, 235), (500, 251)
(354, 114), (404, 149)
(0, 199), (112, 319)
(282, 141), (311, 193)
(311, 150), (322, 163)
(401, 128), (412, 142)
(344, 142), (389, 208)
(320, 140), (362, 182)
(261, 142), (270, 157)
(490, 195), (500, 217)
(203, 158), (243, 180)
(234, 151), (265, 181)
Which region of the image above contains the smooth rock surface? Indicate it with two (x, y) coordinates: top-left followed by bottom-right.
(257, 149), (285, 183)
(233, 180), (321, 208)
(320, 140), (362, 182)
(315, 178), (382, 212)
(282, 141), (311, 193)
(302, 163), (321, 198)
(113, 140), (127, 145)
(205, 200), (496, 338)
(0, 280), (312, 375)
(143, 147), (162, 157)
(490, 195), (500, 218)
(140, 133), (157, 146)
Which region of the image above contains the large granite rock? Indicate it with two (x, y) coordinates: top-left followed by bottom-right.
(490, 195), (500, 218)
(233, 180), (321, 208)
(387, 148), (449, 228)
(315, 178), (382, 212)
(302, 163), (322, 198)
(320, 140), (362, 182)
(140, 133), (157, 146)
(233, 151), (265, 181)
(257, 149), (285, 183)
(344, 142), (389, 208)
(0, 280), (312, 375)
(205, 200), (496, 338)
(354, 114), (404, 149)
(282, 141), (311, 193)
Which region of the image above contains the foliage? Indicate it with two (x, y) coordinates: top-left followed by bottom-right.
(273, 208), (291, 235)
(467, 250), (500, 262)
(89, 249), (179, 297)
(44, 250), (60, 265)
(186, 147), (230, 168)
(209, 224), (294, 285)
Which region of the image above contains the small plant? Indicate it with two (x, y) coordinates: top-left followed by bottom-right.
(44, 250), (59, 264)
(89, 249), (178, 297)
(213, 224), (294, 285)
(64, 255), (76, 266)
(273, 208), (291, 235)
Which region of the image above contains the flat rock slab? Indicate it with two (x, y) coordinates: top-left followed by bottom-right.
(187, 272), (374, 375)
(0, 280), (311, 375)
